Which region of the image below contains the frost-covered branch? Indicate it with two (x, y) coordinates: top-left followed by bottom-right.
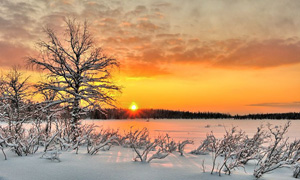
(127, 128), (170, 163)
(178, 140), (193, 156)
(191, 133), (215, 155)
(254, 121), (292, 178)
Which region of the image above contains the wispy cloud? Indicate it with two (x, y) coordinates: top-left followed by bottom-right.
(247, 102), (300, 108)
(215, 39), (300, 68)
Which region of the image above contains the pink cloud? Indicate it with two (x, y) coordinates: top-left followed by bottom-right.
(0, 41), (37, 67)
(215, 39), (300, 68)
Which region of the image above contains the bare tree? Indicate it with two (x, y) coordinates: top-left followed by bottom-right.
(0, 67), (31, 134)
(28, 18), (120, 138)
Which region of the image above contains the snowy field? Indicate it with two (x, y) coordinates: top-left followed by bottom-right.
(83, 119), (300, 151)
(0, 119), (299, 180)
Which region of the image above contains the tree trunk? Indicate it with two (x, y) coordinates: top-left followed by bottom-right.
(71, 97), (80, 140)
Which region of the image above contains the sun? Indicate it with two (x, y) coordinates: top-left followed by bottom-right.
(131, 105), (137, 111)
(130, 103), (138, 111)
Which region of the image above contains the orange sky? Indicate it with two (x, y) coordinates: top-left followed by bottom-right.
(0, 0), (300, 114)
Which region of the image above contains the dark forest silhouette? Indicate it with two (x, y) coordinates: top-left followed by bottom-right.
(89, 108), (300, 120)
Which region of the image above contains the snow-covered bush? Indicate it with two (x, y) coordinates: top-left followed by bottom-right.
(88, 134), (119, 155)
(0, 130), (7, 160)
(41, 149), (61, 162)
(127, 128), (170, 163)
(253, 121), (293, 178)
(217, 127), (246, 176)
(191, 125), (270, 176)
(191, 133), (215, 155)
(178, 140), (193, 156)
(294, 163), (300, 178)
(73, 124), (96, 154)
(126, 127), (150, 149)
(87, 128), (120, 155)
(0, 124), (41, 157)
(208, 127), (246, 176)
(234, 126), (268, 165)
(158, 134), (177, 153)
(43, 131), (61, 153)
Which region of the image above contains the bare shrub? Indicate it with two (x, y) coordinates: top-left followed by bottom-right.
(158, 134), (177, 153)
(191, 133), (215, 155)
(127, 128), (170, 163)
(294, 163), (300, 178)
(234, 126), (269, 165)
(254, 121), (293, 178)
(217, 127), (245, 176)
(178, 140), (193, 156)
(0, 124), (41, 157)
(88, 128), (119, 155)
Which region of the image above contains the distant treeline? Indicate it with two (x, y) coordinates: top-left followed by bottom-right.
(88, 109), (300, 120)
(233, 113), (300, 120)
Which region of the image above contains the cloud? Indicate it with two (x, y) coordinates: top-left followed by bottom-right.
(151, 2), (172, 8)
(170, 45), (218, 63)
(247, 102), (300, 108)
(123, 62), (170, 77)
(1, 0), (300, 76)
(125, 37), (300, 70)
(137, 38), (300, 69)
(215, 39), (300, 68)
(0, 0), (38, 41)
(1, 0), (37, 15)
(0, 41), (36, 67)
(125, 5), (148, 17)
(104, 36), (151, 45)
(137, 20), (160, 32)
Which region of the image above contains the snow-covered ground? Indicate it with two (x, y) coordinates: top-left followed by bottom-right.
(0, 146), (296, 180)
(0, 119), (299, 180)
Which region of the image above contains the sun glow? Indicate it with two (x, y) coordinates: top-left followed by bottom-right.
(130, 103), (138, 111)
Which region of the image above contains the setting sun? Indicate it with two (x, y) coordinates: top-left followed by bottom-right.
(130, 103), (138, 111)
